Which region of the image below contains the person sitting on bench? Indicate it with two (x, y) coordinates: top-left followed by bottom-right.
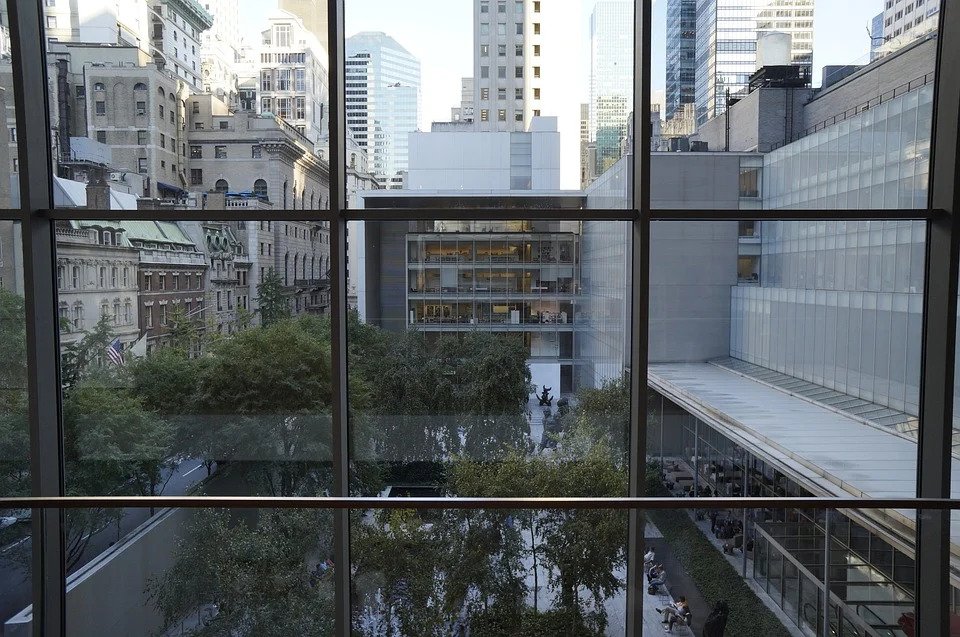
(658, 596), (691, 631)
(644, 547), (656, 565)
(648, 566), (667, 590)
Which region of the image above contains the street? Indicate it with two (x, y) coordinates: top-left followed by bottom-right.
(0, 457), (211, 634)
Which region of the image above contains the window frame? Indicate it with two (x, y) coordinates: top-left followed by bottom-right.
(5, 3), (959, 637)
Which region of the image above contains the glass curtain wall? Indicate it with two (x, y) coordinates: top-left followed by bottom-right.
(0, 0), (957, 636)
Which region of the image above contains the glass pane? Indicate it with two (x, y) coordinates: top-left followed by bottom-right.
(50, 507), (333, 635)
(346, 0), (632, 202)
(44, 0), (330, 210)
(55, 217), (332, 585)
(650, 218), (925, 497)
(349, 218), (630, 484)
(651, 1), (937, 210)
(0, 220), (28, 629)
(353, 507), (628, 635)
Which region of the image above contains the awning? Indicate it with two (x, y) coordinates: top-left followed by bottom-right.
(157, 181), (187, 197)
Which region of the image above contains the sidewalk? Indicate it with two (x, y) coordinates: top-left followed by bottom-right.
(644, 522), (700, 636)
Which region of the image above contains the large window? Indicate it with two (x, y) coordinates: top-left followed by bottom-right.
(2, 1), (956, 636)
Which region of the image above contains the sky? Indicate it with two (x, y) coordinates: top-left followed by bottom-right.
(242, 0), (890, 185)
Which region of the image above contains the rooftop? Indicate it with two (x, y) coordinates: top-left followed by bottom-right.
(649, 362), (960, 560)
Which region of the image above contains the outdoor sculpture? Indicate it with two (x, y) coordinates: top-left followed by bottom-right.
(537, 385), (553, 406)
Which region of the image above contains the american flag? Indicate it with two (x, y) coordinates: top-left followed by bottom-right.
(105, 337), (124, 366)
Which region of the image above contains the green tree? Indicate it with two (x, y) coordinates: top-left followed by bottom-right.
(354, 331), (532, 484)
(148, 508), (334, 636)
(59, 314), (120, 390)
(167, 304), (201, 355)
(194, 319), (332, 496)
(0, 288), (28, 497)
(255, 269), (290, 328)
(63, 375), (174, 498)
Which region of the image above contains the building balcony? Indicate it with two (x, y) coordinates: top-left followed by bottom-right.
(294, 278), (330, 289)
(226, 197), (273, 209)
(138, 249), (207, 268)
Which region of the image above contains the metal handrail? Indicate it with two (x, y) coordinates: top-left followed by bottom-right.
(0, 496), (956, 510)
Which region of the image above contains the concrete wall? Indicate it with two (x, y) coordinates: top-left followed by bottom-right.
(407, 131), (513, 191)
(649, 221), (738, 363)
(650, 153), (742, 209)
(698, 87), (812, 152)
(5, 508), (193, 637)
(648, 154), (741, 362)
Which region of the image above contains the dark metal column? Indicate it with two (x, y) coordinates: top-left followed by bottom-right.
(326, 1), (350, 635)
(8, 0), (64, 635)
(822, 509), (831, 637)
(917, 5), (960, 637)
(625, 0), (652, 634)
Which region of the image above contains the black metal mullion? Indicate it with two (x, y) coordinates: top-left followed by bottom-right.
(44, 208), (341, 223)
(326, 0), (350, 635)
(915, 5), (960, 632)
(342, 207), (639, 221)
(626, 0), (652, 635)
(0, 495), (957, 510)
(9, 0), (64, 635)
(650, 208), (935, 221)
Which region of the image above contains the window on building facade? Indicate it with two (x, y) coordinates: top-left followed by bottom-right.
(215, 145), (227, 159)
(190, 169), (203, 185)
(253, 179), (268, 200)
(95, 101), (105, 115)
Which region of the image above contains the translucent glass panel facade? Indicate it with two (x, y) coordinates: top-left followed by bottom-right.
(764, 86), (933, 210)
(731, 220), (926, 413)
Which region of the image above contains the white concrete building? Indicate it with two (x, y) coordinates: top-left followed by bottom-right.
(472, 0), (541, 131)
(254, 11), (328, 149)
(876, 0), (940, 57)
(406, 116), (560, 191)
(55, 220), (141, 350)
(38, 0), (212, 92)
(148, 0), (214, 91)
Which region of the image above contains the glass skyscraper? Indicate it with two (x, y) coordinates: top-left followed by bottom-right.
(589, 0), (632, 175)
(694, 0), (814, 125)
(665, 0), (696, 122)
(345, 32), (421, 189)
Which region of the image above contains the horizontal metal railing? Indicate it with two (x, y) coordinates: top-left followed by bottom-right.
(0, 496), (956, 510)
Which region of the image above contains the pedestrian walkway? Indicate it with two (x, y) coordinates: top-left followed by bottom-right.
(643, 521), (698, 636)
